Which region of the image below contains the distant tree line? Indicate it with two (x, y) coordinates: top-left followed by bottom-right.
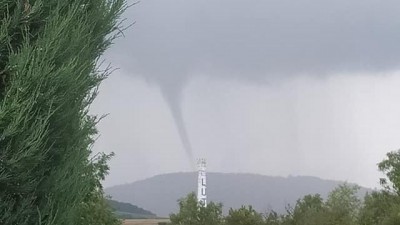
(107, 199), (157, 219)
(169, 150), (400, 225)
(107, 199), (156, 216)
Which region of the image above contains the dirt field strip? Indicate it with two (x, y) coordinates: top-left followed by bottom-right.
(122, 219), (170, 225)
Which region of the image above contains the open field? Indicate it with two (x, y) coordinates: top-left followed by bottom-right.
(122, 219), (170, 225)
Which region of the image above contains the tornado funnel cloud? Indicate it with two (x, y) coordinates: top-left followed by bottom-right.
(170, 106), (194, 163)
(160, 85), (194, 168)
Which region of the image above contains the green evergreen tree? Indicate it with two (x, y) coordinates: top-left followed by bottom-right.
(0, 1), (125, 224)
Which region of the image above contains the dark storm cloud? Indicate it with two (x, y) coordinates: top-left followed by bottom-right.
(105, 0), (400, 162)
(114, 0), (400, 80)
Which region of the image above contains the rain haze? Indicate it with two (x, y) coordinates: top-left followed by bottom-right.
(91, 0), (400, 189)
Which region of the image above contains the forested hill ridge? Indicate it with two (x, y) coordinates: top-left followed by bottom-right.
(105, 172), (371, 217)
(106, 199), (156, 219)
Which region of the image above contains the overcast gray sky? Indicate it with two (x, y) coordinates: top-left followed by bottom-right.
(91, 0), (400, 188)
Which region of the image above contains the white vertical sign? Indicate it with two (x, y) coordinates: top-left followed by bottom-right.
(197, 158), (207, 207)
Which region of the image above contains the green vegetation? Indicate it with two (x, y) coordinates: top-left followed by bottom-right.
(170, 150), (400, 225)
(0, 1), (125, 224)
(225, 206), (264, 225)
(107, 199), (157, 219)
(105, 172), (363, 216)
(170, 193), (224, 225)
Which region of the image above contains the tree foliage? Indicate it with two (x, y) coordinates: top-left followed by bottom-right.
(358, 191), (400, 225)
(170, 192), (224, 225)
(171, 177), (398, 225)
(225, 205), (264, 225)
(171, 186), (361, 225)
(0, 1), (125, 224)
(169, 149), (400, 225)
(325, 184), (360, 225)
(379, 150), (400, 193)
(289, 194), (327, 225)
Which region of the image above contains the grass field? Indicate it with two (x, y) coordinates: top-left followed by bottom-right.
(122, 219), (170, 225)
